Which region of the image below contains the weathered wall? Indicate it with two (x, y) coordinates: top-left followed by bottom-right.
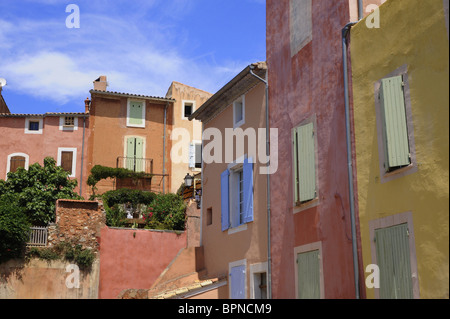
(350, 0), (449, 298)
(98, 227), (187, 299)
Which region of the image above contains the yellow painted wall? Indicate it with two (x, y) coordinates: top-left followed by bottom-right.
(350, 0), (449, 298)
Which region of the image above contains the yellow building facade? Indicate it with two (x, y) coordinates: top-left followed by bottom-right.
(350, 0), (449, 298)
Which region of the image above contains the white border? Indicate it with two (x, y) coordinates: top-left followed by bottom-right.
(24, 118), (43, 134)
(57, 147), (77, 178)
(233, 95), (245, 129)
(229, 258), (247, 299)
(6, 153), (29, 178)
(126, 99), (146, 128)
(182, 100), (196, 120)
(294, 241), (325, 299)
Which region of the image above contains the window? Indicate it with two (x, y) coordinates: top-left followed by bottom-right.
(6, 153), (29, 178)
(250, 262), (268, 299)
(57, 148), (77, 178)
(293, 121), (317, 205)
(206, 208), (213, 226)
(290, 0), (312, 57)
(25, 118), (43, 134)
(127, 99), (146, 128)
(221, 157), (254, 233)
(59, 116), (78, 131)
(294, 242), (324, 299)
(233, 95), (245, 128)
(189, 141), (202, 170)
(125, 137), (145, 172)
(375, 66), (417, 183)
(229, 259), (247, 299)
(182, 100), (196, 119)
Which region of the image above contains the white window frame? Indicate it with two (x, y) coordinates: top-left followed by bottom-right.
(59, 116), (78, 131)
(57, 147), (77, 178)
(182, 100), (196, 120)
(227, 155), (247, 234)
(6, 153), (29, 179)
(126, 99), (146, 128)
(233, 95), (245, 129)
(189, 140), (202, 171)
(249, 262), (268, 299)
(25, 118), (43, 134)
(229, 259), (247, 299)
(294, 241), (325, 299)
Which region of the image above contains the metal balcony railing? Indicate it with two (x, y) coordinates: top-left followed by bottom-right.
(116, 157), (153, 174)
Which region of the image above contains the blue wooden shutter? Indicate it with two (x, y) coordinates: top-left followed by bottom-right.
(221, 169), (230, 231)
(242, 157), (254, 223)
(297, 122), (316, 202)
(297, 250), (320, 299)
(375, 224), (413, 299)
(230, 264), (246, 299)
(380, 75), (410, 170)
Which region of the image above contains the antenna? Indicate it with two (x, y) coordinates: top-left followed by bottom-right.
(0, 78), (6, 87)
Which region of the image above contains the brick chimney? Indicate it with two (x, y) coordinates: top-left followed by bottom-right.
(85, 97), (91, 113)
(93, 75), (108, 91)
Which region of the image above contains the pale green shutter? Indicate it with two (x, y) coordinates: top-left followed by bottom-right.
(293, 128), (299, 204)
(297, 250), (320, 299)
(126, 137), (135, 170)
(380, 75), (410, 170)
(296, 123), (316, 202)
(375, 224), (413, 299)
(135, 137), (144, 172)
(129, 101), (144, 126)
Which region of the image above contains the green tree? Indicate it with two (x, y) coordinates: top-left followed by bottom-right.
(0, 157), (82, 226)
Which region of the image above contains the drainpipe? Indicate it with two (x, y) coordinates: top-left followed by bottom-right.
(249, 65), (272, 300)
(79, 116), (86, 197)
(162, 102), (169, 194)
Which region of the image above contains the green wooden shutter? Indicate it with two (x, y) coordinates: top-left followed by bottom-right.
(297, 250), (320, 299)
(135, 137), (144, 172)
(126, 137), (135, 171)
(296, 122), (316, 202)
(380, 75), (410, 170)
(293, 128), (299, 204)
(129, 101), (144, 126)
(375, 223), (414, 299)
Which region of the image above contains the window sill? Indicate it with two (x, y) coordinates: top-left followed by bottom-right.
(227, 223), (247, 235)
(293, 197), (319, 214)
(380, 163), (417, 184)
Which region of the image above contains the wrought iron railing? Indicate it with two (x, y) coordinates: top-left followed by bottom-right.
(116, 157), (153, 174)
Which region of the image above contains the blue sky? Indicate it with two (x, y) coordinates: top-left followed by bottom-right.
(0, 0), (266, 114)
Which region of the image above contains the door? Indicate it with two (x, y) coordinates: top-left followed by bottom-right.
(126, 137), (144, 172)
(297, 250), (320, 299)
(375, 223), (413, 299)
(230, 264), (246, 299)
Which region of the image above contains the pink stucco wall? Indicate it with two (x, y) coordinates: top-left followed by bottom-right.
(0, 115), (90, 198)
(98, 227), (187, 299)
(266, 0), (364, 298)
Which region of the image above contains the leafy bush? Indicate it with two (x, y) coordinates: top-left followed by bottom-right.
(102, 188), (156, 208)
(0, 157), (82, 226)
(0, 194), (31, 261)
(143, 193), (186, 231)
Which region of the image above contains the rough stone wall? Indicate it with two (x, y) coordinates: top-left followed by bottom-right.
(48, 199), (106, 252)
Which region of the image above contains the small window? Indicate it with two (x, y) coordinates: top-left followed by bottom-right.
(29, 121), (40, 131)
(64, 117), (75, 127)
(184, 102), (193, 118)
(253, 272), (267, 299)
(233, 95), (245, 128)
(57, 148), (77, 177)
(206, 208), (213, 226)
(127, 100), (146, 128)
(189, 142), (202, 170)
(25, 118), (43, 134)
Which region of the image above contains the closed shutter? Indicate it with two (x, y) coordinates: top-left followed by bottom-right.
(242, 157), (254, 224)
(129, 101), (144, 126)
(221, 169), (230, 231)
(297, 250), (320, 299)
(296, 122), (316, 202)
(189, 143), (195, 168)
(135, 137), (144, 172)
(61, 151), (73, 175)
(195, 144), (202, 169)
(10, 156), (26, 173)
(375, 223), (413, 299)
(230, 264), (246, 299)
(126, 137), (144, 172)
(126, 137), (135, 170)
(380, 75), (410, 170)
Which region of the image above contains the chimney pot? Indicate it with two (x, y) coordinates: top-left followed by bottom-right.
(93, 75), (108, 91)
(85, 97), (91, 113)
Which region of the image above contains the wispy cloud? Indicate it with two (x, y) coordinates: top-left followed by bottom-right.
(0, 1), (255, 110)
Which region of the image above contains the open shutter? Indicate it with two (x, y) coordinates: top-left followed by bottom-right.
(189, 143), (195, 168)
(293, 128), (299, 203)
(221, 169), (230, 231)
(242, 157), (254, 224)
(297, 122), (316, 202)
(297, 250), (320, 299)
(375, 224), (413, 299)
(129, 101), (144, 126)
(380, 75), (410, 170)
